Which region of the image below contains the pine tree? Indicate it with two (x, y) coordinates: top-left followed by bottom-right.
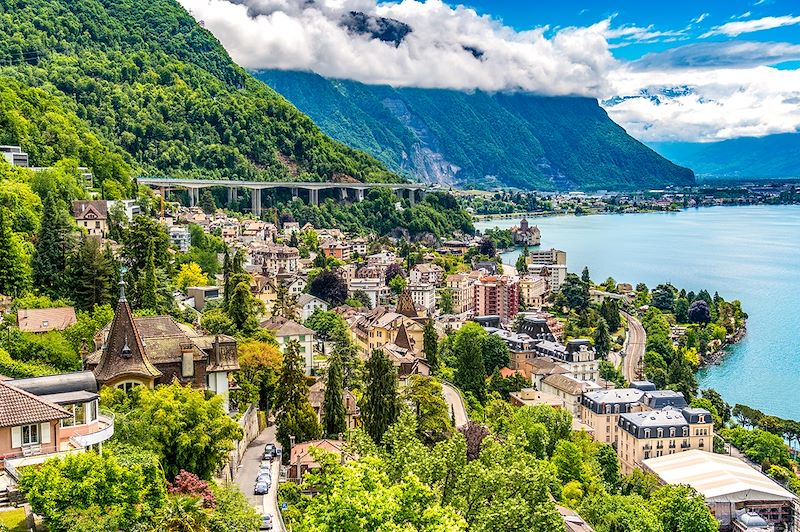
(140, 240), (159, 311)
(222, 248), (231, 306)
(199, 189), (217, 214)
(600, 298), (621, 331)
(322, 355), (346, 437)
(423, 319), (439, 371)
(581, 266), (591, 284)
(454, 322), (487, 402)
(593, 317), (611, 359)
(228, 277), (257, 332)
(66, 236), (117, 310)
(274, 340), (321, 453)
(362, 348), (400, 444)
(0, 207), (32, 296)
(32, 194), (74, 298)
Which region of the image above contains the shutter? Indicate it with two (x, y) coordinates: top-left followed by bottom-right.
(40, 422), (51, 444)
(11, 426), (21, 448)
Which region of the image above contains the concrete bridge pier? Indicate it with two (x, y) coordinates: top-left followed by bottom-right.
(228, 186), (238, 205)
(309, 188), (319, 206)
(291, 187), (299, 199)
(251, 188), (262, 217)
(356, 188), (364, 202)
(188, 187), (200, 207)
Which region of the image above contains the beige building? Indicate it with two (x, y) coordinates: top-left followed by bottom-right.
(407, 282), (436, 315)
(251, 244), (299, 275)
(540, 374), (601, 418)
(445, 273), (477, 314)
(410, 264), (444, 286)
(72, 200), (108, 238)
(519, 275), (548, 310)
(616, 406), (714, 475)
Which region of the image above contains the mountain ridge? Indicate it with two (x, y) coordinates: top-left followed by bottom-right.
(253, 69), (695, 191)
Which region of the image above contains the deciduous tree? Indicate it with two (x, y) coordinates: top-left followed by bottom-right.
(453, 322), (487, 402)
(0, 207), (32, 296)
(274, 340), (322, 453)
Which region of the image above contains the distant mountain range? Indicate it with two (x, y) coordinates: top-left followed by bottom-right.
(649, 133), (800, 181)
(253, 70), (695, 191)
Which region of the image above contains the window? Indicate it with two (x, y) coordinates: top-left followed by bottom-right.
(644, 429), (651, 438)
(22, 424), (39, 445)
(669, 427), (676, 437)
(299, 335), (306, 342)
(657, 428), (663, 438)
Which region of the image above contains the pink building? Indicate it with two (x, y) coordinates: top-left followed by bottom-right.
(473, 275), (519, 323)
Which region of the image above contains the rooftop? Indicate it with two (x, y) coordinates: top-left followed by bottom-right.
(0, 381), (71, 428)
(17, 307), (77, 333)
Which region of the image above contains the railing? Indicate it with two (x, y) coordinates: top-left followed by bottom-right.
(69, 412), (115, 449)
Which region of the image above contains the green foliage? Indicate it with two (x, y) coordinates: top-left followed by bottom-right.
(487, 369), (528, 400)
(32, 194), (74, 298)
(274, 340), (322, 452)
(599, 298), (621, 331)
(593, 317), (611, 358)
(362, 348), (401, 444)
(322, 354), (347, 437)
(102, 382), (243, 480)
(481, 333), (510, 375)
(18, 449), (165, 532)
(721, 426), (791, 467)
(2, 328), (80, 371)
(63, 303), (114, 353)
(208, 483), (261, 532)
(257, 70), (695, 191)
(0, 207), (32, 296)
(579, 494), (662, 532)
(453, 322), (487, 402)
(0, 346), (56, 378)
(423, 319), (439, 371)
(66, 236), (117, 310)
(649, 484), (718, 532)
(402, 375), (452, 441)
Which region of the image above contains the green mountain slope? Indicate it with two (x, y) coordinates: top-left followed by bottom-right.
(254, 70), (695, 191)
(649, 133), (800, 180)
(0, 0), (397, 192)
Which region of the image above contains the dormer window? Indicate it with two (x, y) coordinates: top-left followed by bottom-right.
(644, 429), (650, 438)
(669, 427), (676, 437)
(657, 428), (664, 438)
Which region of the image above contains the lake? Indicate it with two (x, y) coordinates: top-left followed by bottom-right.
(475, 205), (800, 420)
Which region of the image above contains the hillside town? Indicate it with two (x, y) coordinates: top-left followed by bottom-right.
(0, 161), (796, 532)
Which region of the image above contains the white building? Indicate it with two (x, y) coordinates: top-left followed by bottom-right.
(296, 293), (329, 321)
(410, 264), (444, 286)
(169, 225), (190, 253)
(0, 145), (29, 167)
(366, 251), (397, 267)
(519, 275), (548, 309)
(251, 244), (299, 275)
(407, 282), (436, 315)
(263, 317), (316, 375)
(445, 273), (477, 314)
(349, 278), (389, 309)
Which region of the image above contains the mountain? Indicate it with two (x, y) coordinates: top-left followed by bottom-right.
(649, 133), (800, 181)
(253, 70), (695, 191)
(0, 0), (397, 193)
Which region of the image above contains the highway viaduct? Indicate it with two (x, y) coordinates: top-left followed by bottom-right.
(136, 177), (430, 216)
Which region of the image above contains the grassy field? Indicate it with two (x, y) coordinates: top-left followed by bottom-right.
(0, 507), (27, 531)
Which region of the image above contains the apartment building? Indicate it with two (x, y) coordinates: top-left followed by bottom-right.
(519, 275), (548, 309)
(473, 275), (519, 322)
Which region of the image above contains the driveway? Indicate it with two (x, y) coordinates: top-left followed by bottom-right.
(234, 424), (285, 531)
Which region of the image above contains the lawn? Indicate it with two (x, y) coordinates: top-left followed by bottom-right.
(0, 507), (27, 531)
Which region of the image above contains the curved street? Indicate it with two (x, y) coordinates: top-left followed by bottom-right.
(620, 311), (646, 382)
(441, 381), (469, 428)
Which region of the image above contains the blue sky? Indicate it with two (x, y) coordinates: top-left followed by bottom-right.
(185, 0), (800, 143)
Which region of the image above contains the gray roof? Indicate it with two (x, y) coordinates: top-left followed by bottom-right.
(37, 390), (99, 405)
(8, 371), (98, 397)
(620, 407), (689, 428)
(583, 388), (644, 404)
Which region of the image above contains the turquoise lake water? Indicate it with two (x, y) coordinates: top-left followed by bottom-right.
(475, 205), (800, 420)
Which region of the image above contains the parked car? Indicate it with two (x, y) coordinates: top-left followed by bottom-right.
(260, 514), (273, 530)
(263, 443), (277, 460)
(256, 471), (271, 484)
(254, 480), (270, 495)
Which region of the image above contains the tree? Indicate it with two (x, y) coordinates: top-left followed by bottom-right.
(453, 322), (487, 402)
(362, 348), (400, 444)
(560, 273), (589, 311)
(439, 287), (454, 314)
(581, 266), (591, 283)
(688, 300), (711, 324)
(274, 340), (322, 453)
(478, 237), (496, 257)
(208, 483), (261, 532)
(140, 239), (160, 311)
(515, 253), (527, 273)
(459, 421), (490, 461)
(674, 297), (690, 323)
(579, 494), (662, 532)
(176, 262), (209, 291)
(651, 284), (675, 311)
(199, 189), (216, 214)
(482, 333), (510, 374)
(599, 298), (621, 331)
(272, 282), (298, 318)
(593, 318), (611, 359)
(348, 289), (372, 309)
(66, 237), (117, 310)
(384, 263), (405, 285)
(701, 388), (731, 424)
(0, 207), (32, 296)
(595, 443), (621, 491)
(232, 340), (282, 412)
(649, 484), (718, 532)
(389, 274), (406, 295)
(32, 194), (73, 298)
(18, 449), (166, 532)
(154, 495), (211, 532)
(102, 383), (243, 480)
(227, 276), (260, 333)
(308, 269), (348, 306)
(551, 440), (584, 485)
(423, 319), (439, 370)
(322, 354), (347, 437)
(402, 375), (452, 441)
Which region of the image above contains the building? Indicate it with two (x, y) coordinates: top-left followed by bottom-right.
(440, 240), (470, 256)
(261, 316), (316, 376)
(488, 329), (539, 372)
(252, 244), (299, 275)
(410, 264), (444, 286)
(85, 284), (238, 410)
(348, 277), (389, 309)
(516, 314), (557, 342)
(288, 439), (351, 482)
(351, 237), (368, 256)
(445, 273), (477, 314)
(580, 388), (647, 445)
(366, 251), (396, 266)
(319, 238), (351, 261)
(72, 200), (108, 238)
(510, 218), (541, 246)
(0, 145), (29, 167)
(296, 293), (329, 322)
(526, 248), (566, 266)
(308, 380), (359, 430)
(407, 282), (436, 315)
(351, 307), (424, 358)
(518, 275), (548, 309)
(533, 264), (568, 292)
(643, 450), (797, 531)
(617, 406), (713, 474)
(17, 307), (77, 333)
(169, 225), (190, 253)
(534, 339), (598, 382)
(186, 286), (221, 311)
(509, 388), (565, 409)
(473, 275), (519, 323)
(540, 374), (601, 418)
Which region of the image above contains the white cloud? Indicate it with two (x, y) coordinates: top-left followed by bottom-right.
(692, 12), (710, 24)
(181, 0), (614, 96)
(702, 14), (800, 37)
(183, 0), (800, 143)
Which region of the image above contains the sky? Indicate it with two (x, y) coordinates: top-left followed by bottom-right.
(182, 0), (800, 143)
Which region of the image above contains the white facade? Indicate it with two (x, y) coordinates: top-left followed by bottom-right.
(349, 278), (389, 309)
(169, 226), (190, 253)
(408, 282), (436, 314)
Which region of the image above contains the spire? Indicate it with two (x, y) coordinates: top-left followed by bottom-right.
(394, 322), (413, 351)
(118, 267), (127, 301)
(396, 288), (417, 318)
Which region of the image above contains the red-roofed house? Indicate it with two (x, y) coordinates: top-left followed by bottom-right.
(17, 307), (77, 333)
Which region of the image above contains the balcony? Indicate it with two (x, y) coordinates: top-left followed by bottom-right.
(69, 413), (115, 448)
(681, 442), (691, 449)
(643, 444), (652, 450)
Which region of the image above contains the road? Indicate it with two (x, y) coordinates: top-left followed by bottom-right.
(620, 311), (646, 382)
(234, 424), (285, 531)
(441, 381), (468, 428)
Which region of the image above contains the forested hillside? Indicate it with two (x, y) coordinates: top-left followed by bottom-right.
(255, 70), (695, 191)
(0, 0), (397, 194)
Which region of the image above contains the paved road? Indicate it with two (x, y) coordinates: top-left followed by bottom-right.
(234, 424), (285, 531)
(620, 311), (646, 382)
(441, 381), (468, 428)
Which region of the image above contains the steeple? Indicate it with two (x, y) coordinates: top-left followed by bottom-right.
(394, 322), (413, 352)
(396, 288), (417, 318)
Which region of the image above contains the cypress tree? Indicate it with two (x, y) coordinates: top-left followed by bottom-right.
(593, 317), (611, 359)
(274, 340), (321, 454)
(139, 240), (159, 311)
(453, 322), (487, 402)
(222, 248), (231, 306)
(0, 207), (32, 296)
(322, 355), (346, 437)
(362, 348), (400, 444)
(66, 236), (117, 310)
(600, 298), (621, 331)
(423, 319), (439, 371)
(32, 194), (74, 298)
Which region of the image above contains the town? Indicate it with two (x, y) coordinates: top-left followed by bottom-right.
(0, 143), (796, 532)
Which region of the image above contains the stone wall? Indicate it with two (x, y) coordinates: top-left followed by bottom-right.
(218, 403), (260, 482)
